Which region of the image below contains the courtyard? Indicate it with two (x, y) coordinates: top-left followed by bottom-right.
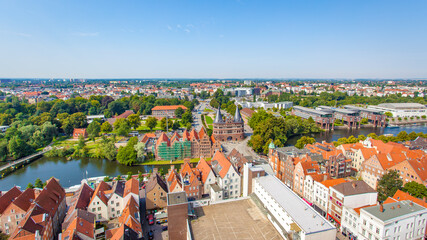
(191, 199), (283, 240)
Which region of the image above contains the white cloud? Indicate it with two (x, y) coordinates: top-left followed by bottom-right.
(184, 29), (190, 33)
(167, 25), (172, 31)
(177, 24), (182, 29)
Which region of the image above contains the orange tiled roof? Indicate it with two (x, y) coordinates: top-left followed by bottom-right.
(320, 178), (347, 189)
(196, 158), (213, 184)
(385, 190), (427, 207)
(212, 151), (232, 178)
(152, 105), (188, 111)
(124, 178), (139, 197)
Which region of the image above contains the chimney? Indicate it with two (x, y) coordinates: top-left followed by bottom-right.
(391, 206), (395, 210)
(352, 183), (356, 188)
(410, 201), (414, 206)
(397, 204), (401, 208)
(423, 197), (426, 203)
(379, 204), (384, 212)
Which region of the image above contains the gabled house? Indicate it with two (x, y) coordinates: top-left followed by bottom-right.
(196, 158), (216, 195)
(0, 187), (40, 236)
(88, 181), (111, 221)
(211, 151), (241, 199)
(145, 173), (168, 210)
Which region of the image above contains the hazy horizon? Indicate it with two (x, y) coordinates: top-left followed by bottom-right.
(1, 0), (427, 79)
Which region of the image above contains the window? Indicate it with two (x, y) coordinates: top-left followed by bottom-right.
(98, 207), (101, 211)
(92, 208), (95, 212)
(116, 202), (119, 207)
(112, 208), (115, 211)
(98, 214), (101, 219)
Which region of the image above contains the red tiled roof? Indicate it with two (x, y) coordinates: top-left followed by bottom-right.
(0, 186), (22, 214)
(12, 188), (38, 212)
(114, 110), (135, 119)
(156, 132), (170, 146)
(124, 178), (139, 197)
(90, 181), (111, 206)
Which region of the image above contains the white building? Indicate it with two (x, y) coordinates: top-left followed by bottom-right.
(86, 115), (105, 124)
(368, 103), (427, 118)
(236, 101), (293, 110)
(253, 175), (337, 240)
(342, 201), (427, 240)
(211, 151), (241, 199)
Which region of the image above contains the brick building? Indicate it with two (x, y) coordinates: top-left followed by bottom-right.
(212, 106), (245, 141)
(154, 128), (221, 161)
(73, 128), (88, 139)
(151, 105), (188, 118)
(145, 173), (168, 210)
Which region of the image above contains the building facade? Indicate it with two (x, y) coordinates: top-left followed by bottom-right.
(212, 106), (245, 141)
(151, 105), (188, 118)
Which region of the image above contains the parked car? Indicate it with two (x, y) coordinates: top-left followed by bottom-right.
(148, 230), (154, 240)
(162, 226), (168, 231)
(148, 214), (154, 225)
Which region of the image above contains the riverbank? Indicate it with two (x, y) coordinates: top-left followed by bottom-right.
(139, 157), (210, 165)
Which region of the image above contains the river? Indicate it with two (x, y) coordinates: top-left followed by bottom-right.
(1, 125), (427, 191)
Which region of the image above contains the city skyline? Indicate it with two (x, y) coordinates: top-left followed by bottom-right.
(1, 0), (426, 79)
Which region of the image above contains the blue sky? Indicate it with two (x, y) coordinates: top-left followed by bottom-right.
(0, 0), (426, 79)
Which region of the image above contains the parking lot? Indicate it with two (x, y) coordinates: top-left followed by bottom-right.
(191, 199), (283, 240)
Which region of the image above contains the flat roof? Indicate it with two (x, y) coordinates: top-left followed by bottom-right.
(293, 106), (331, 116)
(167, 191), (188, 206)
(362, 200), (426, 222)
(377, 103), (426, 109)
(344, 105), (379, 113)
(256, 175), (336, 234)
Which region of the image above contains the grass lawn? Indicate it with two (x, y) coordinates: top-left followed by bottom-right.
(204, 108), (213, 112)
(205, 116), (213, 124)
(140, 157), (211, 165)
(208, 124), (213, 130)
(137, 120), (162, 131)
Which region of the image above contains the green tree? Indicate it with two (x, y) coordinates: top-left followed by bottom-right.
(87, 121), (101, 140)
(117, 137), (138, 166)
(69, 112), (87, 128)
(181, 110), (193, 125)
(402, 181), (427, 198)
(126, 172), (133, 180)
(172, 120), (180, 130)
(127, 114), (141, 129)
(295, 136), (316, 149)
(8, 135), (33, 159)
(175, 107), (185, 118)
(26, 183), (34, 189)
(160, 117), (173, 131)
(377, 170), (403, 202)
(397, 131), (408, 141)
(134, 142), (146, 162)
(186, 122), (192, 131)
(34, 178), (43, 188)
(114, 118), (131, 136)
(101, 121), (113, 133)
(384, 112), (393, 117)
(0, 140), (9, 161)
(103, 176), (112, 182)
(145, 117), (158, 132)
(40, 121), (57, 143)
(99, 137), (117, 161)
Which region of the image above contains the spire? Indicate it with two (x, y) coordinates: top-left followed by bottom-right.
(234, 106), (243, 123)
(213, 106), (224, 123)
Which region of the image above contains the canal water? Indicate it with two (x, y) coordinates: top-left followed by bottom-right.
(286, 124), (427, 146)
(0, 157), (175, 191)
(1, 125), (427, 191)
